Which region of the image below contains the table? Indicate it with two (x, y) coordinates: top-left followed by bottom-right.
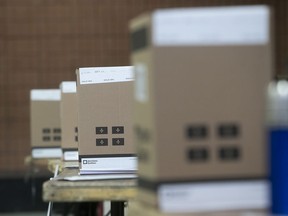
(25, 156), (52, 176)
(47, 159), (78, 173)
(24, 156), (58, 211)
(43, 167), (137, 216)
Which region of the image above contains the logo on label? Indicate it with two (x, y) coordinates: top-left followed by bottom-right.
(83, 160), (98, 165)
(163, 190), (189, 199)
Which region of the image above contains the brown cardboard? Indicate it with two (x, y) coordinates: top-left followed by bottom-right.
(130, 5), (273, 211)
(60, 82), (78, 161)
(76, 66), (136, 173)
(30, 89), (62, 158)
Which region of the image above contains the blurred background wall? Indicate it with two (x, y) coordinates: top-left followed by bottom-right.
(0, 0), (287, 175)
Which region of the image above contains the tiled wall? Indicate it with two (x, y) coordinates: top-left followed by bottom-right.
(0, 0), (286, 173)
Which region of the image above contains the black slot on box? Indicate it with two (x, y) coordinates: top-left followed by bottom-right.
(96, 127), (108, 134)
(187, 125), (208, 139)
(112, 126), (124, 134)
(53, 136), (61, 141)
(43, 136), (51, 141)
(112, 138), (124, 146)
(219, 147), (240, 161)
(42, 128), (51, 134)
(218, 124), (239, 138)
(96, 138), (108, 146)
(187, 148), (209, 162)
(53, 128), (61, 134)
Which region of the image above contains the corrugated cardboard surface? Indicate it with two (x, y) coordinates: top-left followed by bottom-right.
(76, 70), (135, 158)
(30, 100), (61, 148)
(130, 7), (274, 210)
(131, 9), (272, 181)
(60, 92), (78, 151)
(0, 0), (286, 174)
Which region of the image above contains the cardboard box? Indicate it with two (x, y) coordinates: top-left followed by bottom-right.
(76, 66), (137, 173)
(30, 89), (62, 158)
(60, 81), (78, 161)
(130, 5), (273, 212)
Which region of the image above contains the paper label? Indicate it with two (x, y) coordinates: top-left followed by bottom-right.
(61, 174), (137, 181)
(31, 89), (61, 101)
(134, 63), (148, 102)
(79, 66), (134, 85)
(63, 151), (79, 161)
(158, 180), (269, 213)
(153, 6), (269, 46)
(60, 81), (77, 93)
(80, 156), (137, 171)
(32, 148), (62, 158)
(266, 81), (288, 126)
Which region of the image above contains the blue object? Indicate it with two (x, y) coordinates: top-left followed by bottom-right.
(269, 127), (288, 214)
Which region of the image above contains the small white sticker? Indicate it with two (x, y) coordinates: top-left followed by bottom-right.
(30, 89), (61, 101)
(32, 148), (62, 158)
(60, 81), (77, 93)
(79, 66), (134, 85)
(135, 64), (148, 102)
(158, 180), (269, 213)
(81, 157), (137, 171)
(63, 151), (79, 161)
(153, 5), (269, 46)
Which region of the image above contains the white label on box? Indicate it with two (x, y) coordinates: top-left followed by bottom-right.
(79, 66), (134, 85)
(63, 151), (79, 161)
(60, 81), (77, 93)
(80, 156), (137, 171)
(135, 63), (148, 103)
(153, 5), (269, 46)
(158, 180), (269, 213)
(63, 174), (137, 181)
(31, 89), (61, 101)
(32, 148), (62, 158)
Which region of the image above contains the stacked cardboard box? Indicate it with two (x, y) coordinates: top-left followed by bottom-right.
(130, 5), (272, 214)
(30, 89), (62, 158)
(76, 66), (137, 174)
(60, 81), (78, 161)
